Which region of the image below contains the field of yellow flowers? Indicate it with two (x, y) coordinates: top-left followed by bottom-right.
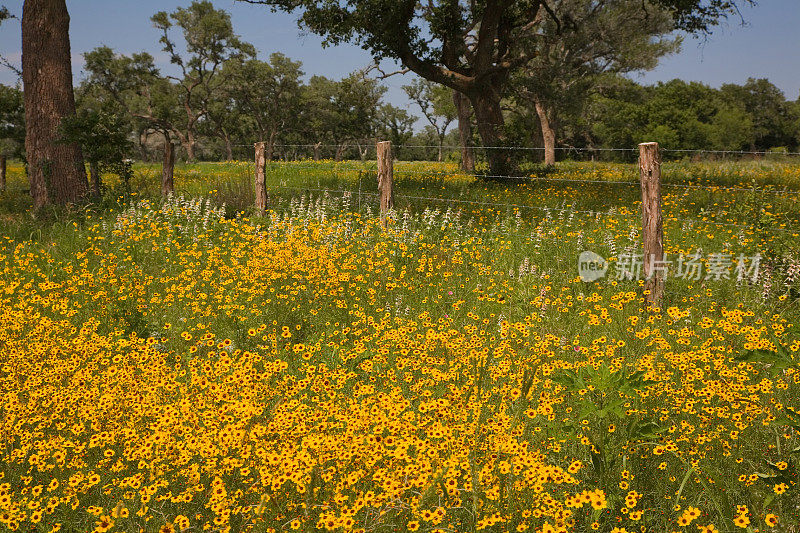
(0, 159), (799, 533)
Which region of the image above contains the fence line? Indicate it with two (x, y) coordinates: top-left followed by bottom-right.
(263, 181), (798, 234)
(264, 184), (798, 234)
(247, 136), (800, 299)
(259, 161), (800, 195)
(235, 142), (800, 156)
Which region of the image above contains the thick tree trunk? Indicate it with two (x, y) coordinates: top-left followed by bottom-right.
(162, 138), (174, 196)
(469, 89), (511, 177)
(89, 161), (101, 197)
(453, 90), (475, 172)
(534, 97), (556, 166)
(313, 142), (322, 161)
(22, 0), (87, 208)
(0, 155), (6, 192)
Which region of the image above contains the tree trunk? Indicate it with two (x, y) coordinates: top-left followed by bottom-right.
(138, 130), (149, 161)
(266, 130), (276, 161)
(185, 130), (196, 162)
(335, 144), (345, 162)
(437, 135), (444, 162)
(224, 133), (233, 161)
(162, 137), (174, 196)
(22, 0), (87, 208)
(453, 90), (475, 172)
(534, 97), (556, 166)
(357, 142), (368, 162)
(469, 89), (511, 177)
(89, 161), (101, 197)
(313, 142), (322, 161)
(0, 155), (6, 192)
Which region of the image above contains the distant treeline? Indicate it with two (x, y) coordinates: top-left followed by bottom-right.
(3, 73), (798, 166)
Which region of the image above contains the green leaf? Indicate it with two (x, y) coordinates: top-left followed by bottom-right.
(550, 369), (577, 389)
(629, 420), (665, 440)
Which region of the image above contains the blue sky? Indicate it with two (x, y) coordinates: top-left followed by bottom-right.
(1, 0), (798, 110)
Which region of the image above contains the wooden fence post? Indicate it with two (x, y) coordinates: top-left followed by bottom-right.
(639, 142), (664, 307)
(254, 141), (267, 215)
(162, 139), (174, 196)
(377, 141), (394, 224)
(0, 155), (6, 192)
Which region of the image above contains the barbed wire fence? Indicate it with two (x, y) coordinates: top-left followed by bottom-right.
(235, 139), (800, 306)
(236, 141), (800, 225)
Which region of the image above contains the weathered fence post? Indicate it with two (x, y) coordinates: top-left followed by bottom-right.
(0, 155), (6, 192)
(162, 139), (174, 196)
(639, 142), (664, 307)
(377, 141), (394, 225)
(254, 141), (267, 215)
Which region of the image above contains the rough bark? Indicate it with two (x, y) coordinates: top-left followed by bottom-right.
(22, 0), (87, 208)
(254, 141), (267, 214)
(377, 141), (394, 224)
(453, 90), (475, 172)
(534, 97), (556, 166)
(162, 138), (175, 196)
(89, 161), (101, 197)
(639, 142), (664, 307)
(185, 130), (196, 161)
(469, 89), (511, 177)
(313, 142), (322, 161)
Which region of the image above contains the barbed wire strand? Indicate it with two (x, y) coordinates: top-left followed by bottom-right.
(266, 184), (798, 234)
(257, 162), (800, 195)
(235, 142), (800, 156)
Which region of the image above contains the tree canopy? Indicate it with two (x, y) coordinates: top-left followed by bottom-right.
(240, 0), (755, 174)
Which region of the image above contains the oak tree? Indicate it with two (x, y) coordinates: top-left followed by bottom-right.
(21, 0), (87, 207)
(240, 0), (755, 175)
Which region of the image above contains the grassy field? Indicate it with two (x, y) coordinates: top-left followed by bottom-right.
(0, 158), (799, 533)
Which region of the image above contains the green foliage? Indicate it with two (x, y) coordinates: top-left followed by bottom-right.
(511, 0), (681, 154)
(583, 77), (800, 156)
(720, 78), (798, 150)
(0, 83), (24, 159)
(377, 104), (416, 150)
(300, 71), (386, 149)
(58, 109), (132, 169)
(151, 1), (255, 73)
(403, 79), (456, 159)
(82, 46), (180, 138)
(220, 53), (304, 148)
(652, 0), (756, 34)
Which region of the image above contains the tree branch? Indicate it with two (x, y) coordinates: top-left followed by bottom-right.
(365, 63), (411, 80)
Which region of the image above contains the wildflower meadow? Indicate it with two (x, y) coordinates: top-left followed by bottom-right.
(0, 158), (799, 533)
